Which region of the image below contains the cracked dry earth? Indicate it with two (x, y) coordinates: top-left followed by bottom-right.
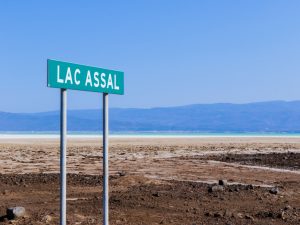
(0, 137), (299, 224)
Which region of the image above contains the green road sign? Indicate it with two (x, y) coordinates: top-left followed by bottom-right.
(47, 59), (124, 95)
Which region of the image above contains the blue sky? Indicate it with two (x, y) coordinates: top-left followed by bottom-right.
(1, 1), (300, 112)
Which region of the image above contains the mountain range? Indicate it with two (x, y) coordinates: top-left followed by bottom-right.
(0, 101), (300, 133)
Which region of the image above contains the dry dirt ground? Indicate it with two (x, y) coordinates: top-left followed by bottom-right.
(0, 137), (299, 225)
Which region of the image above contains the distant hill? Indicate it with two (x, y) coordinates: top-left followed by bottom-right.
(1, 101), (300, 132)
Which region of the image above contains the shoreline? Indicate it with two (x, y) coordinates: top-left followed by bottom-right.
(0, 133), (300, 139)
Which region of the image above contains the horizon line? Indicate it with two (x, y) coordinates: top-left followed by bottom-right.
(1, 99), (300, 114)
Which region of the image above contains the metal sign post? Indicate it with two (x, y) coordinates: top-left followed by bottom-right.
(47, 59), (124, 225)
(103, 93), (109, 225)
(60, 88), (67, 225)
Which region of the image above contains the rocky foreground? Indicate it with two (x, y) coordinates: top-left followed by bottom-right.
(0, 137), (299, 224)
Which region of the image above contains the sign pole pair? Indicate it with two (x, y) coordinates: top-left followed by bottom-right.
(48, 59), (124, 225)
(59, 90), (109, 225)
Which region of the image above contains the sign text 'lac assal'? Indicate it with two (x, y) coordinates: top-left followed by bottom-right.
(47, 59), (124, 95)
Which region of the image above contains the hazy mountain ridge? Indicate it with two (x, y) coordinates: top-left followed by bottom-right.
(0, 101), (300, 132)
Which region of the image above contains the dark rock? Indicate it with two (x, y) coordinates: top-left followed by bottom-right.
(205, 212), (212, 217)
(256, 211), (275, 218)
(152, 192), (160, 197)
(245, 214), (254, 220)
(246, 184), (254, 190)
(269, 187), (279, 195)
(214, 212), (223, 218)
(218, 179), (227, 186)
(277, 211), (285, 219)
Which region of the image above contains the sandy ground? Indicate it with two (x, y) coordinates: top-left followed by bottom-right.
(0, 137), (299, 224)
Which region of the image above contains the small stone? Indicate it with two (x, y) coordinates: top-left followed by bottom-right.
(42, 215), (52, 223)
(246, 184), (254, 190)
(205, 212), (212, 217)
(152, 192), (160, 197)
(245, 214), (254, 220)
(278, 211), (285, 219)
(218, 179), (228, 186)
(214, 212), (223, 218)
(284, 205), (292, 211)
(88, 218), (96, 223)
(3, 190), (9, 195)
(236, 213), (243, 219)
(118, 171), (126, 177)
(6, 207), (26, 220)
(208, 185), (225, 193)
(269, 187), (279, 195)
